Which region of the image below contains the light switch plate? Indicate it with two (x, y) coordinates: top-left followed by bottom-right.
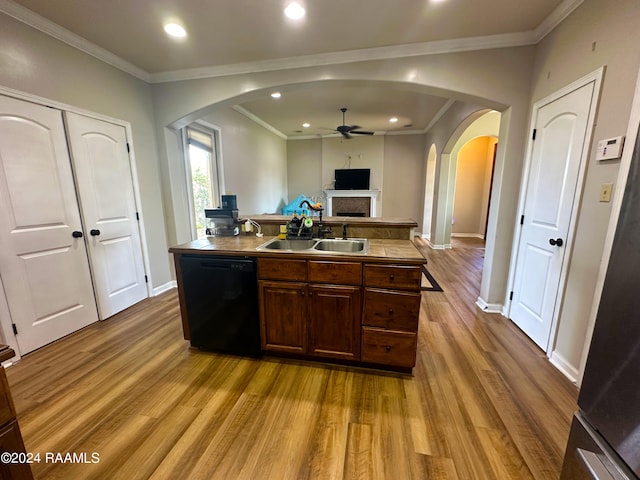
(600, 183), (613, 202)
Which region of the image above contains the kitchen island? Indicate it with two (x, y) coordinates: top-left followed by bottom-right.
(169, 234), (426, 372)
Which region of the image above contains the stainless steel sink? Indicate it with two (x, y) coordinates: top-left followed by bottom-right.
(256, 237), (369, 254)
(259, 239), (317, 250)
(314, 239), (367, 253)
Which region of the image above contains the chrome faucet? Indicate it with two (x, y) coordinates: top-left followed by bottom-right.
(342, 224), (348, 240)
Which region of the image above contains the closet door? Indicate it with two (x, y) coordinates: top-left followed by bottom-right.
(65, 112), (147, 319)
(0, 95), (98, 354)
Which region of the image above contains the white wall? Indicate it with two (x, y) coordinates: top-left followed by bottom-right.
(200, 108), (287, 215)
(0, 13), (171, 290)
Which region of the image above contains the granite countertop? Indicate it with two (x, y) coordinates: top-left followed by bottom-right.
(169, 235), (426, 265)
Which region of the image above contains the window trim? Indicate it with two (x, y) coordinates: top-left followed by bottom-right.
(181, 122), (224, 239)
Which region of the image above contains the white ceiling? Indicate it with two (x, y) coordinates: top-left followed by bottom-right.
(2, 0), (581, 138)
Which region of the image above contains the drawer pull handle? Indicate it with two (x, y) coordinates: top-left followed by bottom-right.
(385, 345), (391, 352)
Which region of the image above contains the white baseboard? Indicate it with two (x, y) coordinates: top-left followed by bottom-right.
(153, 281), (177, 296)
(549, 351), (579, 384)
(429, 242), (445, 250)
(451, 233), (484, 239)
(421, 233), (430, 240)
(475, 296), (503, 314)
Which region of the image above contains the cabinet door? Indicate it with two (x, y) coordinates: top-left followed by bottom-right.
(0, 421), (32, 480)
(308, 284), (361, 361)
(259, 281), (307, 354)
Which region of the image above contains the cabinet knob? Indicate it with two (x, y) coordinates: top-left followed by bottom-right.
(388, 308), (394, 315)
(385, 345), (391, 352)
(300, 290), (305, 297)
(389, 274), (395, 281)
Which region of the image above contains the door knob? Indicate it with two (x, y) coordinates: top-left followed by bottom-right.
(549, 238), (564, 247)
(90, 229), (101, 236)
(72, 231), (83, 238)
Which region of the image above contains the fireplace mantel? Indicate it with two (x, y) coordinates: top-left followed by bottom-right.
(324, 189), (380, 217)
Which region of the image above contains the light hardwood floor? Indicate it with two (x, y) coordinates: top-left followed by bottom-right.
(6, 237), (577, 479)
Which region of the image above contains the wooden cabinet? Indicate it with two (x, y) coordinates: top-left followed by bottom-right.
(362, 264), (421, 369)
(259, 281), (308, 354)
(0, 346), (33, 480)
(258, 259), (362, 361)
(308, 284), (361, 360)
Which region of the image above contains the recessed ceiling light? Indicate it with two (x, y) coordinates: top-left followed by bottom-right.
(271, 92), (282, 99)
(302, 123), (310, 128)
(164, 23), (187, 38)
(389, 117), (399, 123)
(284, 2), (306, 20)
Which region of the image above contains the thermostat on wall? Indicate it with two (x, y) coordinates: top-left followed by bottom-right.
(596, 136), (625, 161)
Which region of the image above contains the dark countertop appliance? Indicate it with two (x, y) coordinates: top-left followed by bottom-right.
(561, 125), (640, 479)
(178, 255), (261, 357)
(205, 208), (239, 236)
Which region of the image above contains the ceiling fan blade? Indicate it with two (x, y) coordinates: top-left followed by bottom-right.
(351, 130), (374, 135)
(341, 131), (352, 139)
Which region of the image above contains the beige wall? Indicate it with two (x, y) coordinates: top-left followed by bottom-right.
(453, 137), (496, 236)
(382, 135), (426, 227)
(287, 139), (323, 201)
(528, 0), (640, 379)
(200, 108), (287, 215)
(0, 13), (171, 291)
(286, 134), (426, 227)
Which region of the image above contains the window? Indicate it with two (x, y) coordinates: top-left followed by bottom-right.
(183, 125), (221, 238)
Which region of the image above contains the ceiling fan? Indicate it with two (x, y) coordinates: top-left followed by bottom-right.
(333, 107), (374, 139)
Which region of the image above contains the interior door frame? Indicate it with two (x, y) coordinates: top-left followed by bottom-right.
(504, 67), (604, 359)
(0, 85), (154, 361)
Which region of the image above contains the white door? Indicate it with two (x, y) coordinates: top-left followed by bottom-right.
(65, 112), (148, 319)
(0, 96), (98, 354)
(510, 82), (595, 350)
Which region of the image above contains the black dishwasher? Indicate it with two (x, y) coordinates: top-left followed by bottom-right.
(179, 255), (261, 357)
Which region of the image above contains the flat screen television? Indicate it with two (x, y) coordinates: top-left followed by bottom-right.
(334, 168), (370, 190)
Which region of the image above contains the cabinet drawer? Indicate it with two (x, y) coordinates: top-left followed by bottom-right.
(361, 327), (417, 368)
(364, 264), (422, 290)
(258, 258), (307, 281)
(363, 288), (420, 331)
(308, 261), (362, 285)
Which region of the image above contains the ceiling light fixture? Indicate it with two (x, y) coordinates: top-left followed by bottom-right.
(302, 123), (310, 128)
(389, 117), (399, 123)
(271, 92), (282, 99)
(284, 2), (306, 20)
(164, 23), (187, 38)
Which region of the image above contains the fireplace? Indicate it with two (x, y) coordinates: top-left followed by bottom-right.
(332, 197), (371, 217)
(324, 190), (380, 217)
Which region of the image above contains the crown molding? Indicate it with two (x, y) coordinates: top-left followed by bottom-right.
(0, 0), (150, 82)
(232, 105), (288, 140)
(150, 30), (537, 83)
(534, 0), (584, 42)
(1, 0), (583, 84)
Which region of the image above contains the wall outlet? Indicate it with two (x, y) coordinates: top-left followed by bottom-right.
(599, 183), (613, 202)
